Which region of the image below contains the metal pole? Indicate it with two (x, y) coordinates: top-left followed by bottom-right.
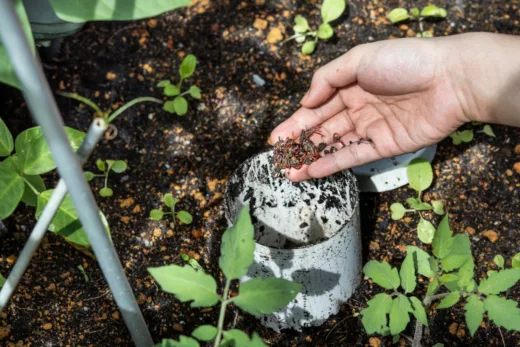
(0, 119), (107, 313)
(0, 2), (153, 346)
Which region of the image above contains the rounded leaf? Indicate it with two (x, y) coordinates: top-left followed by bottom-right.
(420, 5), (447, 18)
(0, 118), (14, 157)
(173, 96), (188, 116)
(156, 80), (171, 88)
(493, 255), (505, 269)
(177, 210), (193, 224)
(191, 325), (217, 341)
(321, 0), (346, 23)
(388, 8), (410, 23)
(110, 160), (127, 173)
(390, 203), (405, 220)
(412, 7), (420, 18)
(96, 159), (106, 172)
(293, 15), (310, 33)
(482, 124), (496, 138)
(164, 193), (177, 208)
(99, 187), (113, 197)
(163, 100), (176, 113)
(164, 84), (180, 96)
(0, 161), (24, 219)
(432, 200), (444, 215)
(295, 35), (306, 43)
(180, 253), (190, 261)
(150, 209), (164, 220)
(317, 23), (334, 39)
(301, 41), (316, 55)
(407, 158), (433, 192)
(512, 252), (520, 269)
(417, 218), (435, 244)
(84, 171), (96, 182)
(189, 86), (201, 99)
(180, 54), (197, 79)
(436, 291), (460, 309)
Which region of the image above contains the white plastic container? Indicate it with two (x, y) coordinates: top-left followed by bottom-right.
(224, 150), (362, 332)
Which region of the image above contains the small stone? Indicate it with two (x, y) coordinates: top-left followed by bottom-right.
(266, 28), (283, 43)
(0, 327), (10, 339)
(173, 323), (184, 332)
(406, 29), (416, 37)
(153, 229), (162, 237)
(147, 19), (158, 28)
(106, 72), (116, 80)
(255, 0), (265, 4)
(369, 337), (381, 347)
(252, 74), (265, 87)
(6, 254), (17, 264)
(514, 144), (520, 154)
(253, 18), (268, 30)
(449, 322), (458, 335)
(482, 230), (498, 243)
(111, 311), (120, 320)
(43, 323), (52, 330)
(513, 162), (520, 174)
(191, 230), (202, 239)
(465, 226), (475, 235)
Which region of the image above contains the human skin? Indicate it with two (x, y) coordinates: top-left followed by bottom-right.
(270, 32), (520, 182)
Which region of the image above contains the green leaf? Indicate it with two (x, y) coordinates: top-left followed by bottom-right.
(427, 279), (439, 296)
(295, 35), (306, 43)
(321, 0), (346, 23)
(0, 118), (13, 156)
(99, 187), (113, 197)
(164, 84), (181, 96)
(191, 325), (217, 341)
(417, 218), (435, 244)
(478, 268), (520, 295)
(181, 253), (190, 262)
(0, 160), (24, 219)
(464, 295), (485, 336)
(389, 295), (413, 335)
(177, 211), (193, 224)
(157, 80), (171, 88)
(407, 158), (433, 193)
(180, 54), (197, 79)
(363, 260), (400, 290)
(36, 190), (110, 246)
(390, 203), (405, 220)
(457, 258), (475, 288)
(96, 159), (106, 172)
(174, 96), (188, 116)
(440, 274), (458, 283)
(164, 193), (177, 208)
(361, 293), (393, 334)
(148, 265), (219, 307)
(484, 295), (520, 331)
(432, 344), (444, 347)
(293, 15), (310, 33)
(250, 332), (267, 347)
(406, 198), (433, 211)
(150, 209), (164, 220)
(432, 214), (453, 259)
(84, 171), (96, 182)
(392, 335), (400, 344)
(388, 8), (410, 23)
(407, 246), (434, 277)
(189, 86), (202, 99)
(466, 279), (477, 292)
(301, 41), (316, 55)
(218, 206), (255, 280)
(436, 291), (460, 309)
(441, 234), (472, 272)
(0, 273), (5, 288)
(493, 255), (505, 269)
(420, 5), (448, 18)
(317, 23), (334, 39)
(50, 0), (192, 22)
(512, 252), (520, 269)
(110, 160), (127, 173)
(163, 100), (176, 113)
(429, 257), (439, 273)
(15, 126), (86, 175)
(221, 330), (250, 347)
(412, 8), (420, 17)
(459, 129), (474, 142)
(399, 253), (416, 293)
(432, 200), (444, 215)
(21, 173), (45, 207)
(482, 124), (496, 138)
(154, 336), (200, 347)
(232, 277), (301, 315)
(409, 296), (428, 326)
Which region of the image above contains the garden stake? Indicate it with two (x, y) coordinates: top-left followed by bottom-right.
(0, 2), (153, 345)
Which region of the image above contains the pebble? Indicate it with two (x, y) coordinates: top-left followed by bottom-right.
(513, 162), (520, 174)
(482, 230), (498, 243)
(252, 74), (265, 87)
(253, 18), (268, 30)
(266, 28), (283, 43)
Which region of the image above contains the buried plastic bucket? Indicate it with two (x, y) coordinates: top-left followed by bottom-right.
(224, 149), (362, 332)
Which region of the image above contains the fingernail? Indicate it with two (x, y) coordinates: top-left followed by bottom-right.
(300, 90), (310, 104)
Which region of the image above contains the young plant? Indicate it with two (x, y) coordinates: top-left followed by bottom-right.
(449, 122), (496, 145)
(77, 265), (89, 282)
(148, 206), (301, 346)
(150, 193), (193, 228)
(181, 253), (203, 271)
(157, 54), (201, 116)
(284, 0), (346, 55)
(361, 214), (520, 345)
(390, 158), (445, 243)
(388, 4), (447, 37)
(84, 159), (128, 197)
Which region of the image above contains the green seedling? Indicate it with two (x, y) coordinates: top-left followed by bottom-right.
(284, 0), (346, 55)
(180, 253), (203, 271)
(77, 265), (89, 282)
(361, 214), (520, 345)
(449, 123), (496, 145)
(390, 158), (444, 243)
(148, 206), (301, 346)
(388, 4), (447, 38)
(150, 193), (193, 228)
(157, 54), (201, 116)
(84, 159), (128, 198)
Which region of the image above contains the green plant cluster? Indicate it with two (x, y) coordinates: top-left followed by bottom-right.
(149, 206), (301, 346)
(150, 193), (193, 228)
(450, 122), (496, 145)
(157, 54), (201, 116)
(390, 158), (445, 243)
(388, 4), (447, 37)
(286, 0), (346, 55)
(84, 159), (128, 197)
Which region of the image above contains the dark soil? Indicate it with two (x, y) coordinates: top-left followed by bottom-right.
(1, 0), (520, 346)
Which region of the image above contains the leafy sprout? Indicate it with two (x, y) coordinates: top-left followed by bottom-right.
(84, 159), (128, 198)
(150, 193), (193, 228)
(387, 4), (447, 38)
(449, 123), (496, 145)
(180, 253), (203, 271)
(284, 0), (346, 55)
(157, 54), (201, 116)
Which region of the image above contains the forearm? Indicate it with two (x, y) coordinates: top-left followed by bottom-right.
(445, 32), (520, 127)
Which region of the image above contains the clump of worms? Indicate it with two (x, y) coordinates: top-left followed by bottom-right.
(272, 126), (373, 176)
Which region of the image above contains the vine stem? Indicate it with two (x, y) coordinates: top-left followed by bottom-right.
(214, 278), (232, 346)
(107, 97), (163, 123)
(412, 292), (451, 347)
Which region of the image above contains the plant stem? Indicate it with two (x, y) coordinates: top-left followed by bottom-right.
(180, 90), (190, 96)
(177, 77), (184, 90)
(58, 91), (104, 117)
(107, 97), (163, 123)
(21, 176), (40, 196)
(412, 292), (452, 347)
(214, 278), (232, 347)
(281, 31), (316, 44)
(104, 171), (110, 189)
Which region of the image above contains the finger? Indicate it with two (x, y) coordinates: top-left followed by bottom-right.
(285, 165), (312, 182)
(301, 45), (365, 109)
(270, 92), (346, 144)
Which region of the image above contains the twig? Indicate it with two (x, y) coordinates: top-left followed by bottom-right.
(324, 314), (357, 342)
(83, 290), (110, 301)
(499, 327), (506, 347)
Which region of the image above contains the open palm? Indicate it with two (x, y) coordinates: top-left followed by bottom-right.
(270, 37), (469, 182)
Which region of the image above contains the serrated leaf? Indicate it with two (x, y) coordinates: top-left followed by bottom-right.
(363, 260), (400, 290)
(493, 255), (505, 268)
(407, 246), (434, 277)
(436, 291), (460, 309)
(154, 336), (200, 347)
(420, 5), (447, 18)
(0, 160), (25, 219)
(174, 96), (188, 116)
(441, 234), (472, 272)
(456, 258), (475, 288)
(513, 252), (520, 269)
(478, 268), (520, 295)
(191, 325), (217, 341)
(484, 295), (520, 331)
(407, 158), (433, 192)
(180, 54), (197, 79)
(482, 125), (496, 138)
(293, 15), (310, 33)
(361, 293), (393, 334)
(388, 8), (410, 23)
(417, 218), (435, 244)
(442, 253), (471, 272)
(427, 279), (439, 296)
(232, 277), (301, 315)
(390, 295), (413, 335)
(110, 160), (127, 173)
(317, 23), (334, 39)
(440, 274), (458, 283)
(432, 214), (453, 259)
(157, 80), (171, 88)
(409, 296), (428, 326)
(432, 200), (444, 215)
(177, 211), (193, 224)
(219, 206), (255, 279)
(321, 0), (346, 23)
(163, 100), (176, 113)
(0, 118), (13, 156)
(400, 253), (416, 293)
(164, 193), (177, 208)
(189, 86), (201, 99)
(150, 209), (164, 220)
(148, 265), (219, 307)
(429, 257), (439, 273)
(464, 295), (485, 336)
(390, 203), (405, 220)
(15, 126), (85, 175)
(302, 41), (316, 55)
